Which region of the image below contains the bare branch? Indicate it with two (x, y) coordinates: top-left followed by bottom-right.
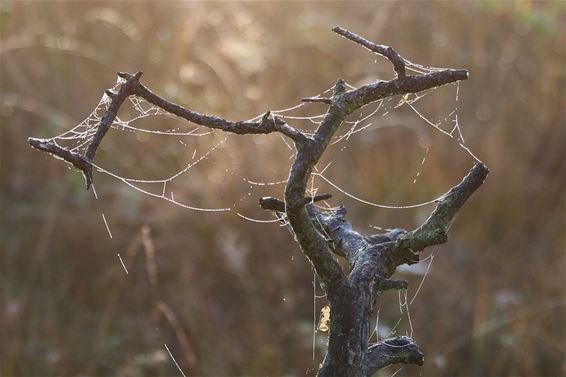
(28, 71), (308, 190)
(132, 82), (307, 144)
(258, 194), (332, 212)
(27, 27), (487, 377)
(88, 71), (308, 162)
(85, 71), (144, 162)
(342, 69), (468, 113)
(394, 162), (489, 255)
(28, 138), (93, 188)
(367, 336), (424, 376)
(376, 279), (408, 292)
(302, 96), (332, 105)
(332, 26), (406, 78)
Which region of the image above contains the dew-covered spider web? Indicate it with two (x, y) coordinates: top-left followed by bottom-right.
(41, 57), (483, 374)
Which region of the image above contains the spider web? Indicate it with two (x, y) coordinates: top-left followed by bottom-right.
(44, 64), (480, 219)
(41, 59), (482, 374)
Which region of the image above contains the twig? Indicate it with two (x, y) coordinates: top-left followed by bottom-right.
(28, 72), (307, 190)
(332, 26), (406, 78)
(28, 137), (93, 188)
(259, 193), (332, 212)
(302, 97), (332, 105)
(395, 162), (489, 254)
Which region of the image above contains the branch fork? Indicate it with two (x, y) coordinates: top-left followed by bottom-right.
(28, 26), (487, 376)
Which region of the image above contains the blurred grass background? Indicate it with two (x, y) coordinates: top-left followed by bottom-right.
(1, 1), (565, 376)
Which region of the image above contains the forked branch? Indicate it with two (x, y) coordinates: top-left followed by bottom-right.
(27, 26), (486, 377)
(29, 71), (307, 189)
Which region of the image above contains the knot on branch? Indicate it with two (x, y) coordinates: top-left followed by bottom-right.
(115, 71), (144, 95)
(259, 111), (286, 130)
(332, 78), (347, 96)
(117, 71), (143, 82)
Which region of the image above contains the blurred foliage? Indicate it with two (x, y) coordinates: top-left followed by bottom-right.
(1, 1), (565, 376)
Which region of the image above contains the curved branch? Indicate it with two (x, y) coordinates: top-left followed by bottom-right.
(394, 162), (489, 255)
(284, 146), (344, 288)
(342, 69), (469, 113)
(28, 137), (93, 188)
(332, 27), (468, 114)
(332, 26), (406, 79)
(28, 71), (307, 189)
(367, 336), (424, 376)
(281, 78), (352, 289)
(27, 28), (486, 377)
(131, 80), (307, 144)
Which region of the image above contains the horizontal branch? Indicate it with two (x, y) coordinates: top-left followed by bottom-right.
(258, 193), (332, 212)
(132, 80), (307, 143)
(332, 26), (406, 78)
(301, 96), (332, 105)
(28, 71), (308, 190)
(91, 72), (308, 159)
(341, 69), (469, 113)
(367, 336), (424, 376)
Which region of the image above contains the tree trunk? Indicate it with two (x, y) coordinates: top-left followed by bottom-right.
(319, 281), (373, 377)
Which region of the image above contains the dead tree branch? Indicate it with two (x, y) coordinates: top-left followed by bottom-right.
(367, 337), (424, 374)
(29, 72), (307, 189)
(27, 26), (487, 377)
(302, 96), (333, 104)
(394, 163), (489, 253)
(332, 26), (407, 78)
(28, 137), (93, 187)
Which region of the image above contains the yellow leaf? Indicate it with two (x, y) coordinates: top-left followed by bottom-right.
(318, 305), (331, 332)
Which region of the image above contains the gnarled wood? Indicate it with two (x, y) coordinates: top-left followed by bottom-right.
(28, 27), (485, 376)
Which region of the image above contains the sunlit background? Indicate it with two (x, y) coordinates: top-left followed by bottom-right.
(1, 1), (564, 376)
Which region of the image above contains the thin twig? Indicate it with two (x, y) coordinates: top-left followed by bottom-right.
(332, 26), (406, 78)
(302, 97), (332, 105)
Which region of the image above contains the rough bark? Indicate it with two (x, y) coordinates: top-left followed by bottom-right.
(259, 161), (488, 376)
(28, 27), (488, 376)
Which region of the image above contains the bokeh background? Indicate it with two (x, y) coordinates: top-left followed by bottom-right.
(1, 1), (564, 376)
